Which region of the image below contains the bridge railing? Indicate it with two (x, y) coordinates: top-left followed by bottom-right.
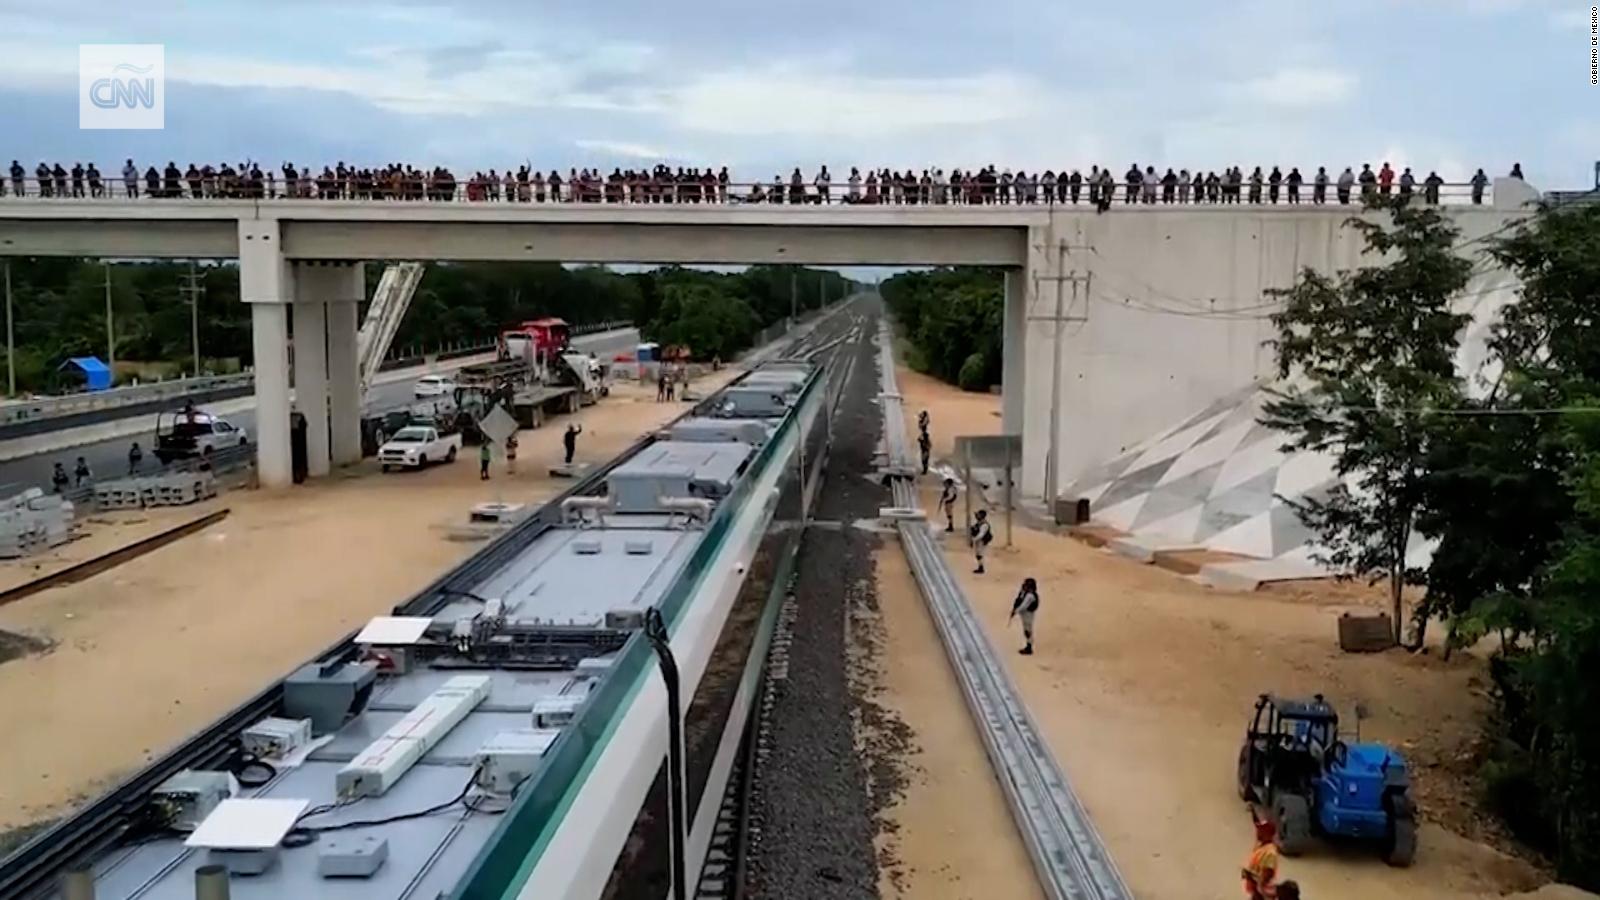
(0, 175), (1516, 208)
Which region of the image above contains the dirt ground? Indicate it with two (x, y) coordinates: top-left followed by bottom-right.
(0, 506), (207, 594)
(0, 373), (735, 831)
(893, 364), (1581, 900)
(860, 543), (1045, 900)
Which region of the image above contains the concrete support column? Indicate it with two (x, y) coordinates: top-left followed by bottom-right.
(292, 278), (330, 478)
(1001, 268), (1027, 435)
(327, 291), (362, 466)
(239, 220), (294, 489)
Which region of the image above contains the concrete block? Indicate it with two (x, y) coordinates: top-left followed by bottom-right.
(1107, 536), (1159, 563)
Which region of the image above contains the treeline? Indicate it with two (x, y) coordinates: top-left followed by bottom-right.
(0, 259), (855, 393)
(1264, 198), (1600, 887)
(879, 268), (1004, 391)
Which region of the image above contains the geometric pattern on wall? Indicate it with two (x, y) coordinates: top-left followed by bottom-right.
(1062, 383), (1341, 563)
(1060, 269), (1518, 569)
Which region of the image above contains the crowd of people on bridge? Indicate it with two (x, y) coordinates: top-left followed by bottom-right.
(4, 157), (1524, 209)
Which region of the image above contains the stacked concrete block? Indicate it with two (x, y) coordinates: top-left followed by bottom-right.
(93, 472), (219, 510)
(0, 488), (76, 558)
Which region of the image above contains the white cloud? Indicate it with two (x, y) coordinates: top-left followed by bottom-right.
(574, 139), (671, 160)
(659, 67), (1040, 137)
(1236, 67), (1356, 107)
(1548, 6), (1592, 28)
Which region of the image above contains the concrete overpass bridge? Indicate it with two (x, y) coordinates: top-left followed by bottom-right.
(0, 179), (1542, 492)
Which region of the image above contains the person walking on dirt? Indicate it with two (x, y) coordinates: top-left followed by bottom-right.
(969, 509), (993, 574)
(1241, 817), (1282, 900)
(563, 423), (583, 465)
(128, 441), (144, 475)
(917, 427), (931, 475)
(917, 409), (930, 435)
(479, 441), (492, 480)
(505, 433), (518, 474)
(1009, 576), (1040, 655)
(938, 477), (958, 532)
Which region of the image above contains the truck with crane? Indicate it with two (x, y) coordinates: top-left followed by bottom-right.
(451, 318), (608, 433)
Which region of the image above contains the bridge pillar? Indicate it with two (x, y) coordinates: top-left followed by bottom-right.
(327, 265), (365, 467)
(292, 270), (331, 478)
(1001, 269), (1027, 435)
(240, 221), (294, 489)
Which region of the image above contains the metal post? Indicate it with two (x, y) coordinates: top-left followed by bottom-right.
(189, 262), (202, 376)
(1043, 255), (1066, 505)
(103, 262), (115, 373)
(963, 445), (972, 533)
(790, 271), (797, 323)
(1004, 462), (1014, 549)
(4, 261), (13, 396)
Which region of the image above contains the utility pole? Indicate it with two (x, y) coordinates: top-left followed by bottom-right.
(103, 261), (115, 372)
(179, 262), (206, 377)
(1030, 241), (1092, 507)
(4, 261), (13, 396)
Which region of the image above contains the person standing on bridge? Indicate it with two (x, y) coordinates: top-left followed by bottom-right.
(563, 423), (582, 465)
(1378, 162), (1395, 197)
(969, 509), (993, 574)
(1286, 167), (1302, 204)
(1423, 170), (1443, 205)
(1471, 168), (1488, 204)
(815, 166), (831, 205)
(1313, 167), (1329, 204)
(7, 160), (22, 197)
(1009, 577), (1040, 655)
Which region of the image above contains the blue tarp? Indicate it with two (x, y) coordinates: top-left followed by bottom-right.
(59, 357), (112, 391)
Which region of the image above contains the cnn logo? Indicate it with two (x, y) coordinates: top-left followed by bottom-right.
(79, 44), (164, 130)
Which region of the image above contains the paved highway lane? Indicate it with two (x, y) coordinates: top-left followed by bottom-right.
(0, 373), (429, 492)
(0, 327), (639, 494)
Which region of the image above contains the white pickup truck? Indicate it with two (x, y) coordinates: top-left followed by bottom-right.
(378, 425), (462, 472)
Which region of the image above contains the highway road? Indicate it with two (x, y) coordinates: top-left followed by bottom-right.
(0, 373), (427, 493)
(0, 327), (640, 494)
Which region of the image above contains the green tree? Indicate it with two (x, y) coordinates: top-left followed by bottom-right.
(1261, 199), (1474, 645)
(881, 267), (1003, 391)
(1421, 203), (1600, 651)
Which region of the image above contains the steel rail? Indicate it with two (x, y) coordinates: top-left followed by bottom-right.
(875, 318), (1130, 900)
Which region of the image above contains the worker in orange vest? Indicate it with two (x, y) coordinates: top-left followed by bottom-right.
(1242, 817), (1282, 899)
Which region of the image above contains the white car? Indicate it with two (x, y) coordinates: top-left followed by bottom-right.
(378, 425), (462, 471)
(414, 375), (457, 398)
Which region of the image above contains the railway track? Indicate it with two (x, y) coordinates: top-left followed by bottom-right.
(874, 319), (1132, 900)
(690, 303), (863, 900)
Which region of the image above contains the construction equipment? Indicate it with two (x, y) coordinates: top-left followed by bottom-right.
(356, 262), (425, 396)
(1236, 693), (1417, 866)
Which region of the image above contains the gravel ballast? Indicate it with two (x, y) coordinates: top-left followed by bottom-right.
(745, 308), (896, 900)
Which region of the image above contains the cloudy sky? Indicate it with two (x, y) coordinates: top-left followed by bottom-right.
(0, 0), (1595, 189)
